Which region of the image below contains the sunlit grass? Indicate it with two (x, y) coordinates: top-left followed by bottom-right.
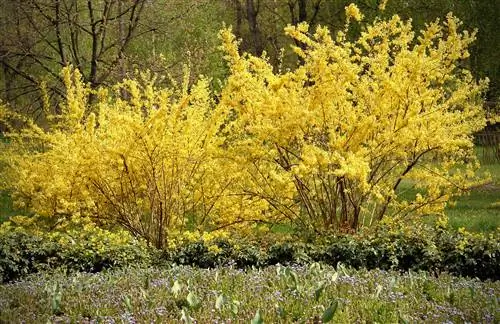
(395, 148), (500, 233)
(442, 152), (500, 232)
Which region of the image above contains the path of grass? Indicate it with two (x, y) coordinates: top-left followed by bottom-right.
(443, 162), (500, 232)
(445, 186), (499, 232)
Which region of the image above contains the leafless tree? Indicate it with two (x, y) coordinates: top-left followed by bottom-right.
(0, 0), (149, 113)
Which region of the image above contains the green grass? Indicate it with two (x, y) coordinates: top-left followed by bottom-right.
(0, 191), (17, 222)
(442, 161), (500, 232)
(444, 187), (500, 232)
(0, 265), (498, 323)
(395, 155), (500, 233)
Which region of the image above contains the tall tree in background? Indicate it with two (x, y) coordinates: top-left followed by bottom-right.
(0, 0), (149, 113)
(0, 0), (498, 119)
(0, 0), (227, 118)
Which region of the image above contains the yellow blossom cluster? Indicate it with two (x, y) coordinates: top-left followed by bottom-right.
(345, 3), (364, 22)
(0, 7), (489, 242)
(218, 11), (487, 233)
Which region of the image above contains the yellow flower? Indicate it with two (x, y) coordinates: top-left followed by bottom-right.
(378, 0), (388, 11)
(207, 244), (222, 254)
(345, 3), (363, 22)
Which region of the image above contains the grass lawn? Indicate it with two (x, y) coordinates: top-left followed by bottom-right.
(445, 186), (499, 232)
(0, 191), (17, 223)
(443, 162), (500, 232)
(0, 265), (498, 323)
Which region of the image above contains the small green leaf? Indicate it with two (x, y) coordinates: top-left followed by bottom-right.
(276, 304), (286, 318)
(171, 280), (182, 297)
(290, 271), (299, 287)
(331, 272), (339, 283)
(322, 300), (338, 323)
(231, 300), (240, 315)
(50, 283), (63, 315)
(309, 262), (321, 275)
(398, 313), (409, 324)
(251, 309), (264, 324)
(314, 281), (326, 301)
(180, 308), (193, 324)
(186, 291), (200, 310)
(140, 288), (148, 301)
(215, 294), (225, 311)
(375, 284), (383, 298)
(123, 295), (133, 313)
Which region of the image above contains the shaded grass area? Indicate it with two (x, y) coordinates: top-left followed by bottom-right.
(443, 162), (500, 232)
(0, 265), (498, 323)
(0, 191), (17, 222)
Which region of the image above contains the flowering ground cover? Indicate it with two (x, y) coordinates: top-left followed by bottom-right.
(0, 264), (497, 323)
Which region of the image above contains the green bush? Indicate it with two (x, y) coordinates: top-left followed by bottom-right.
(0, 216), (153, 282)
(164, 221), (499, 280)
(1, 216), (498, 282)
(0, 230), (58, 282)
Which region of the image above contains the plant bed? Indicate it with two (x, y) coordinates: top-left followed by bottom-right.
(0, 264), (497, 323)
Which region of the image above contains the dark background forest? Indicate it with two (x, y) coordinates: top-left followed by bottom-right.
(0, 0), (499, 119)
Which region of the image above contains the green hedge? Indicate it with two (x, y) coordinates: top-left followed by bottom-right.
(167, 224), (499, 281)
(1, 220), (498, 282)
(0, 218), (152, 283)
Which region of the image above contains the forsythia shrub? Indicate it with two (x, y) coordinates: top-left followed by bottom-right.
(0, 4), (489, 242)
(218, 9), (488, 233)
(1, 69), (239, 249)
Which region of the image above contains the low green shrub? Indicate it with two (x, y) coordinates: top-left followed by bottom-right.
(0, 216), (152, 282)
(1, 215), (498, 282)
(165, 220), (499, 280)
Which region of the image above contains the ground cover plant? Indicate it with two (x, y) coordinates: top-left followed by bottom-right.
(0, 264), (498, 323)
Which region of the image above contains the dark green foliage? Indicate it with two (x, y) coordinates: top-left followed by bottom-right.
(0, 230), (58, 282)
(1, 222), (498, 282)
(0, 230), (152, 283)
(166, 224), (499, 281)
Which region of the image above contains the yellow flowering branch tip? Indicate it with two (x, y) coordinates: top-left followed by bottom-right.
(345, 3), (364, 23)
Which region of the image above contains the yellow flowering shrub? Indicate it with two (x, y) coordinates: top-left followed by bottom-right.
(0, 6), (489, 242)
(1, 68), (236, 249)
(218, 10), (488, 233)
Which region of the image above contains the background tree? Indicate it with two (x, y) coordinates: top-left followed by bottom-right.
(0, 0), (149, 112)
(1, 0), (498, 118)
(0, 0), (227, 120)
